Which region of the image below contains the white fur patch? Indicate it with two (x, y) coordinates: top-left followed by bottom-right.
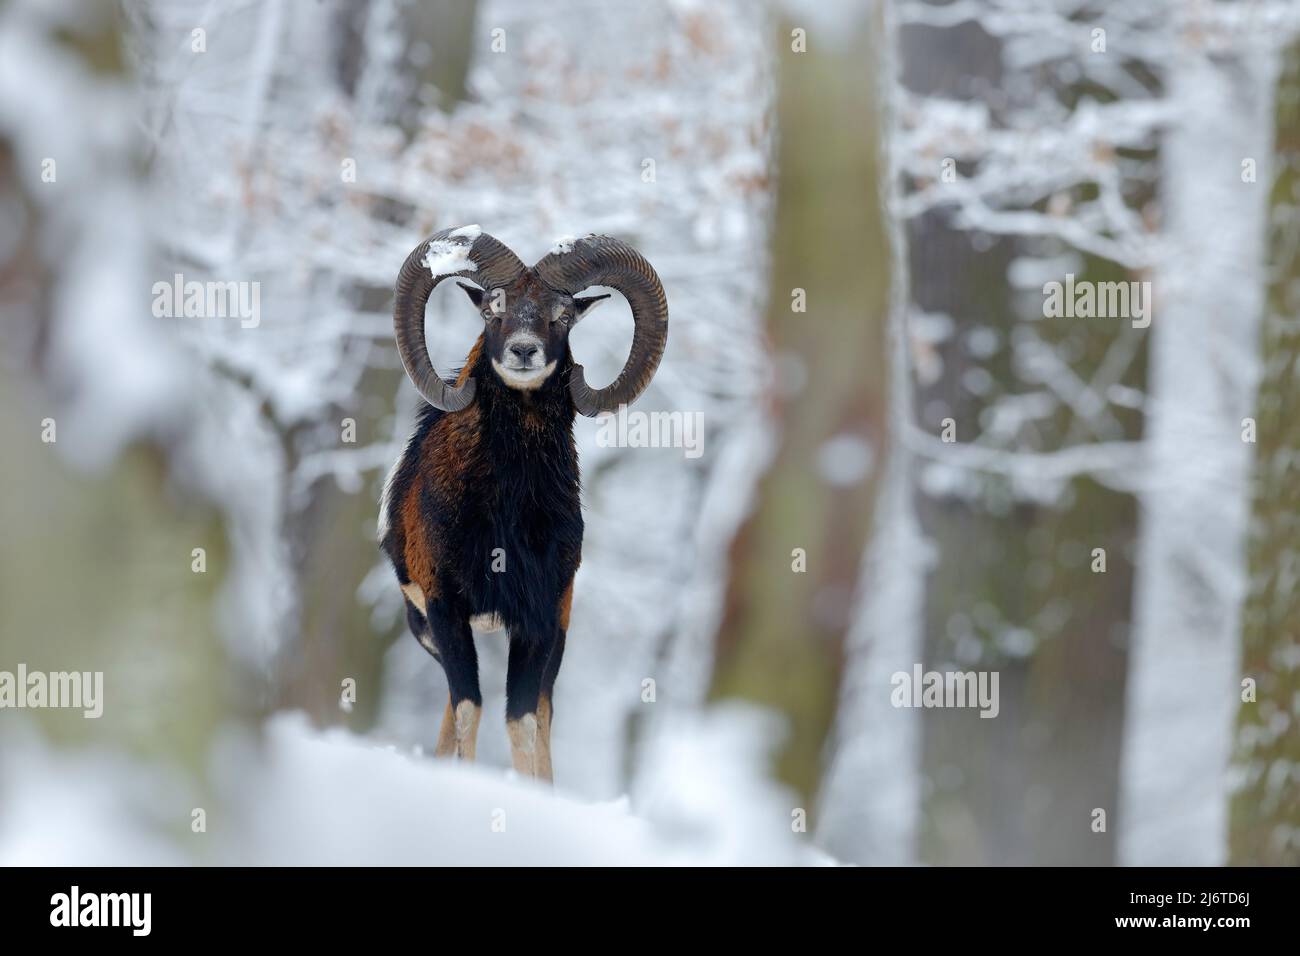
(510, 714), (538, 754)
(376, 445), (406, 541)
(492, 358), (556, 390)
(401, 581), (425, 609)
(469, 613), (504, 632)
(454, 700), (480, 739)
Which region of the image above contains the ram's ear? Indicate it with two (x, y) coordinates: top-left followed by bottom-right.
(457, 281), (486, 309)
(572, 293), (611, 322)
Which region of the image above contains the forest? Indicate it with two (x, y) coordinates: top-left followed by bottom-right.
(0, 0), (1296, 867)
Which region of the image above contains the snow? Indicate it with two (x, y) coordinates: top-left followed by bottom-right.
(422, 237), (479, 279)
(550, 235), (578, 254)
(0, 710), (831, 866)
(0, 724), (188, 866)
(0, 0), (184, 472)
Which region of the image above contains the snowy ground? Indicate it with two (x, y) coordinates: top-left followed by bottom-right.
(0, 708), (834, 866)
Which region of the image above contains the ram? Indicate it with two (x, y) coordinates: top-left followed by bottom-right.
(378, 227), (667, 782)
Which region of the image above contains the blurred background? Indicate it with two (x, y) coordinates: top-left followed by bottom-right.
(0, 0), (1296, 865)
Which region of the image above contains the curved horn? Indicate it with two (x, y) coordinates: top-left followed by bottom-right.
(394, 226), (525, 411)
(533, 236), (668, 417)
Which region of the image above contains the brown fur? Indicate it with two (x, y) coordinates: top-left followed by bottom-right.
(402, 490), (438, 604)
(536, 697), (553, 780)
(558, 578), (575, 631)
(434, 697), (456, 756)
(399, 339), (489, 601)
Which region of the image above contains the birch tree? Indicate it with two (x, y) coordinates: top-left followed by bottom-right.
(1230, 37), (1300, 867)
(1120, 1), (1298, 867)
(889, 0), (1158, 866)
(821, 0), (1300, 865)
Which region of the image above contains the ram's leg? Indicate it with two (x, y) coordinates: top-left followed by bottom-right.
(535, 580), (577, 780)
(405, 598), (462, 757)
(535, 629), (566, 781)
(433, 697), (454, 754)
(423, 598), (481, 760)
(505, 634), (554, 782)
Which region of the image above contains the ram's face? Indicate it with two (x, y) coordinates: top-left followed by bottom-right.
(460, 273), (607, 391)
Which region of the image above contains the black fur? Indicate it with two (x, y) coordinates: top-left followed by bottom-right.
(380, 343), (582, 719)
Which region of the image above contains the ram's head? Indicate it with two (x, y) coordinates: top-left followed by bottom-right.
(393, 226), (668, 415)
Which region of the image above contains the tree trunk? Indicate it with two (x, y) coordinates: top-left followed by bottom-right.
(1119, 41), (1275, 866)
(816, 0), (926, 866)
(708, 9), (889, 803)
(1229, 38), (1300, 867)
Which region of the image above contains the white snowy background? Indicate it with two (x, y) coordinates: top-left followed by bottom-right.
(0, 0), (1297, 866)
